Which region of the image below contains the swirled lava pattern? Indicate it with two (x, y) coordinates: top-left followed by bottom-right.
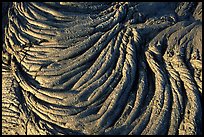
(2, 2), (202, 135)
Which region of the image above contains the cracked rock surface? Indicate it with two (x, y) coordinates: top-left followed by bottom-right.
(2, 2), (202, 135)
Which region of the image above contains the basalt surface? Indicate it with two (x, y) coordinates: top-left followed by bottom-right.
(2, 2), (202, 135)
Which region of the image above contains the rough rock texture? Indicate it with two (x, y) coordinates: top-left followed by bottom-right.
(2, 2), (202, 135)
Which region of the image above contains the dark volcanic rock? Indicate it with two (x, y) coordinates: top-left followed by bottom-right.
(2, 2), (202, 135)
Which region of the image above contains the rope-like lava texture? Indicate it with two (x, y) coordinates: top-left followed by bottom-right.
(2, 2), (202, 135)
